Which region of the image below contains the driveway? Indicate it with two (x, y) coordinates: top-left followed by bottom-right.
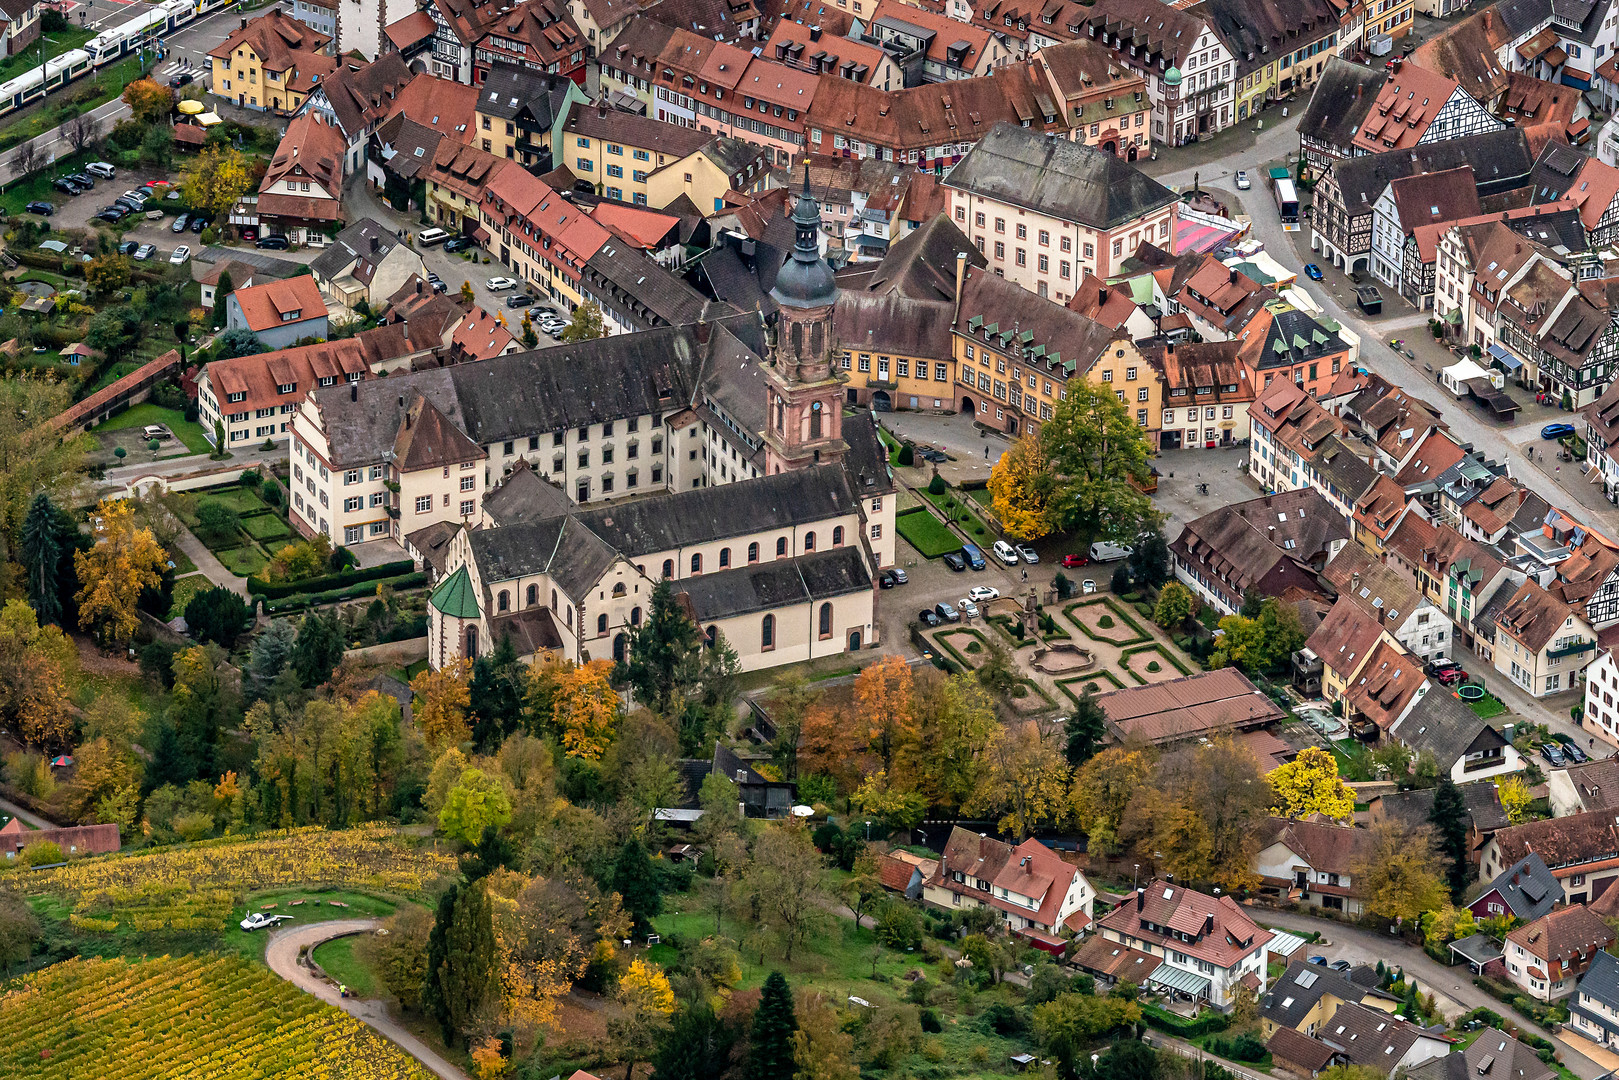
(1251, 908), (1606, 1078)
(264, 919), (469, 1080)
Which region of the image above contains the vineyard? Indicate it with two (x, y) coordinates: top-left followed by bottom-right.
(24, 827), (456, 933)
(0, 955), (431, 1079)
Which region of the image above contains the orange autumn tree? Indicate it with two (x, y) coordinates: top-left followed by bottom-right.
(856, 654), (918, 776)
(412, 660), (472, 748)
(799, 701), (862, 792)
(555, 659), (618, 760)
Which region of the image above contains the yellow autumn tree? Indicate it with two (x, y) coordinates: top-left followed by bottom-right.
(470, 1038), (508, 1080)
(1499, 774), (1534, 824)
(611, 957), (676, 1080)
(74, 498), (165, 646)
(965, 722), (1071, 839)
(121, 78), (174, 123)
(555, 659), (618, 760)
(1267, 746), (1355, 823)
(182, 146), (257, 221)
(0, 598), (74, 751)
(988, 432), (1056, 541)
(412, 659), (472, 748)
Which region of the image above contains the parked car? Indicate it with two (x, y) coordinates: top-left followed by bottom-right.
(443, 236), (474, 252)
(133, 244), (155, 261)
(51, 178), (81, 195)
(934, 601), (960, 623)
(942, 551), (967, 572)
(887, 567), (908, 585)
(1434, 667), (1466, 686)
(116, 240), (138, 256)
(169, 246), (190, 265)
(967, 586), (999, 602)
(112, 197), (142, 213)
(1089, 541), (1133, 562)
(239, 912), (294, 932)
(957, 598), (980, 619)
(22, 201), (51, 215)
(960, 543), (986, 570)
(506, 293), (533, 308)
(1539, 742), (1568, 767)
(878, 572), (895, 589)
(64, 173), (93, 189)
(191, 216), (210, 233)
(1304, 263), (1324, 281)
(1541, 422), (1576, 439)
(1017, 544), (1039, 564)
(882, 569), (908, 588)
(486, 276), (517, 291)
(416, 227), (451, 246)
(121, 189), (149, 205)
(1235, 170), (1250, 190)
(1082, 579), (1096, 594)
(1061, 553), (1090, 568)
(141, 424), (170, 440)
(85, 162), (116, 180)
(255, 235), (289, 250)
(1328, 959), (1353, 973)
(918, 608), (940, 627)
(1557, 736), (1589, 763)
(94, 208), (126, 223)
(171, 213), (189, 232)
(1308, 955), (1329, 966)
(992, 539), (1021, 566)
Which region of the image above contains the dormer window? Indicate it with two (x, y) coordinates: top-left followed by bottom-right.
(281, 309), (301, 322)
(277, 382), (296, 394)
(227, 391), (246, 403)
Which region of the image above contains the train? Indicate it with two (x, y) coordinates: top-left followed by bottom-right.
(0, 0), (233, 122)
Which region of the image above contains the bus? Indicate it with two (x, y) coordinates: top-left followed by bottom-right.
(1274, 177), (1300, 231)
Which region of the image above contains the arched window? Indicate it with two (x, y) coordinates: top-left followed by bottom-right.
(612, 582), (627, 597)
(719, 547), (731, 568)
(691, 552), (703, 574)
(527, 584), (539, 607)
(833, 526), (844, 546)
(748, 541), (759, 563)
(819, 602), (832, 638)
(465, 625), (478, 656)
(776, 536), (788, 557)
(810, 400), (823, 439)
(597, 613), (608, 636)
(705, 625), (717, 647)
(551, 588), (558, 611)
(497, 590), (510, 612)
(631, 606), (643, 626)
(761, 613), (775, 650)
(804, 531), (816, 551)
(613, 633), (628, 663)
(566, 605), (573, 626)
(662, 559), (674, 579)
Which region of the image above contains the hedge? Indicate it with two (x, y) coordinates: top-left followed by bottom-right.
(247, 558), (414, 600)
(1141, 1003), (1229, 1038)
(257, 571), (427, 614)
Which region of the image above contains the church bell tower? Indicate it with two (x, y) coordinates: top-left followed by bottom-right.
(763, 166), (847, 474)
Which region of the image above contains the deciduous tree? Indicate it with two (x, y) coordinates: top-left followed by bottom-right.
(856, 654), (916, 774)
(414, 660), (472, 748)
(1041, 383), (1160, 544)
(182, 146), (256, 221)
(121, 79), (175, 122)
(736, 823), (829, 962)
(1210, 598), (1306, 676)
(74, 499), (165, 646)
(1130, 738), (1268, 890)
(1351, 819), (1448, 923)
(1152, 581), (1196, 630)
(1267, 746), (1354, 822)
(556, 658), (619, 760)
(0, 889), (41, 976)
(798, 701), (862, 793)
(84, 253), (131, 295)
(562, 300), (607, 342)
(611, 958), (677, 1080)
(1071, 747), (1153, 856)
(361, 904), (434, 1011)
(988, 433), (1058, 540)
(439, 767), (513, 844)
(0, 377), (88, 546)
(1499, 774), (1533, 824)
(1032, 993), (1140, 1080)
(915, 673), (996, 812)
(966, 722), (1071, 840)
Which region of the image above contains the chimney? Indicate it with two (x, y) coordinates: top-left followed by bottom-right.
(1229, 267), (1238, 285)
(350, 383), (358, 402)
(371, 236), (380, 252)
(1485, 8), (1492, 30)
(696, 321), (712, 344)
(241, 16), (247, 27)
(1098, 285), (1109, 305)
(1355, 82), (1362, 99)
(1351, 571), (1360, 592)
(954, 251), (969, 311)
(1136, 888), (1145, 911)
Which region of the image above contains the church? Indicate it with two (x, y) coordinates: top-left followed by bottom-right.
(286, 173), (896, 673)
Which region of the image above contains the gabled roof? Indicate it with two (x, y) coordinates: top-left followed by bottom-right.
(262, 111), (345, 197)
(1299, 59), (1386, 153)
(1258, 818), (1375, 876)
(1411, 7), (1510, 104)
(1262, 958), (1373, 1031)
(942, 122), (1177, 230)
(1556, 758), (1619, 814)
(1390, 682), (1509, 769)
(1329, 128), (1537, 218)
(1480, 852), (1562, 920)
(1323, 543), (1426, 626)
(856, 212), (984, 301)
(1490, 808), (1619, 871)
(1389, 167), (1482, 233)
(1493, 579), (1580, 652)
(1344, 638), (1426, 731)
(929, 826), (1088, 932)
(1352, 66), (1468, 153)
(229, 275), (327, 332)
(384, 73), (479, 142)
(394, 393), (484, 471)
(1098, 878), (1272, 969)
(1317, 1000), (1429, 1068)
(1507, 904), (1614, 964)
(677, 546), (872, 621)
(207, 9), (331, 70)
(314, 53), (414, 140)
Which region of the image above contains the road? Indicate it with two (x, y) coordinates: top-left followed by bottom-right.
(1252, 908), (1607, 1079)
(264, 919), (470, 1080)
(0, 792), (57, 830)
(14, 97), (128, 172)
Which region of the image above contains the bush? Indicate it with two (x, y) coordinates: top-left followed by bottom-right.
(1054, 572), (1073, 599)
(1208, 1034), (1267, 1063)
(1111, 564), (1132, 594)
(149, 381), (188, 411)
(927, 474), (947, 495)
(979, 1002), (1026, 1036)
(239, 469), (262, 489)
(19, 839), (64, 867)
(897, 442), (914, 467)
(246, 558), (413, 599)
(919, 1007), (942, 1034)
(1141, 1004), (1229, 1038)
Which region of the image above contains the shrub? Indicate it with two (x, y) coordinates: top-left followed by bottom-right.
(1054, 572), (1073, 599)
(979, 1002), (1026, 1036)
(1208, 1034), (1267, 1063)
(20, 839), (64, 867)
(1097, 613), (1115, 628)
(1111, 564), (1132, 593)
(897, 442), (914, 467)
(927, 473), (947, 495)
(239, 469), (262, 489)
(919, 1008), (942, 1034)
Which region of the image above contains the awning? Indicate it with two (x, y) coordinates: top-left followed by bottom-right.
(1518, 27), (1559, 60)
(472, 226), (491, 244)
(1148, 964), (1212, 999)
(1443, 307), (1461, 324)
(1266, 930), (1308, 957)
(1488, 343), (1523, 372)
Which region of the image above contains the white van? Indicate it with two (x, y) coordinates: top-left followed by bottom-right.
(85, 162), (115, 179)
(416, 227), (451, 246)
(1089, 541), (1134, 562)
(992, 540), (1020, 566)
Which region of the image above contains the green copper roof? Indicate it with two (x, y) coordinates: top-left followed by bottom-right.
(429, 565), (479, 619)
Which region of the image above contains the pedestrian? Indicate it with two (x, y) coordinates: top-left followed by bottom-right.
(1021, 569), (1028, 583)
(984, 445), (989, 459)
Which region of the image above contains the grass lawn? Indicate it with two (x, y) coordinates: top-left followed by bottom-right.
(0, 55), (150, 158)
(242, 513), (292, 541)
(94, 403), (211, 455)
(191, 486), (273, 515)
(216, 546), (270, 577)
(1467, 692), (1507, 719)
(919, 485), (994, 544)
(0, 28), (95, 85)
(311, 935), (379, 998)
(896, 508), (961, 558)
(166, 546), (197, 576)
(216, 890), (403, 964)
(16, 269), (67, 289)
(89, 360), (141, 392)
(876, 425), (902, 465)
(167, 573), (213, 620)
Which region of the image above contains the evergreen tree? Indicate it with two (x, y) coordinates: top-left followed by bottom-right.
(293, 611), (344, 687)
(184, 586), (253, 647)
(211, 270), (233, 330)
(1240, 587), (1264, 618)
(424, 878), (500, 1046)
(746, 972), (798, 1080)
(623, 578), (701, 714)
(1429, 775), (1471, 902)
(459, 824), (517, 881)
(468, 634), (523, 752)
(19, 494), (62, 625)
(248, 619), (297, 690)
(1126, 530), (1171, 590)
(1063, 690), (1107, 767)
(651, 1003), (738, 1080)
(421, 882), (459, 1041)
(611, 837), (664, 934)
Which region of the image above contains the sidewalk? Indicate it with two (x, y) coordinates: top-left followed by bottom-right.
(174, 525), (249, 597)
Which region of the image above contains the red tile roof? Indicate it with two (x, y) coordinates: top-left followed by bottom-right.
(207, 10), (331, 70)
(451, 307), (517, 360)
(1098, 879), (1272, 969)
(229, 276), (327, 333)
(385, 9), (437, 50)
(384, 73), (479, 143)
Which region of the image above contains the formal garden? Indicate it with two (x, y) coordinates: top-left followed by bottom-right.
(175, 472), (294, 579)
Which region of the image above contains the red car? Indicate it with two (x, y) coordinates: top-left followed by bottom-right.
(1061, 554), (1090, 568)
(1435, 667), (1466, 686)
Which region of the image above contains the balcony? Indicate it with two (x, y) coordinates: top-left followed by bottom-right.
(1548, 639), (1596, 660)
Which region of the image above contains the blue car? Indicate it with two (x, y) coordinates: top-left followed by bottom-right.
(1303, 263), (1324, 281)
(1541, 422), (1576, 439)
